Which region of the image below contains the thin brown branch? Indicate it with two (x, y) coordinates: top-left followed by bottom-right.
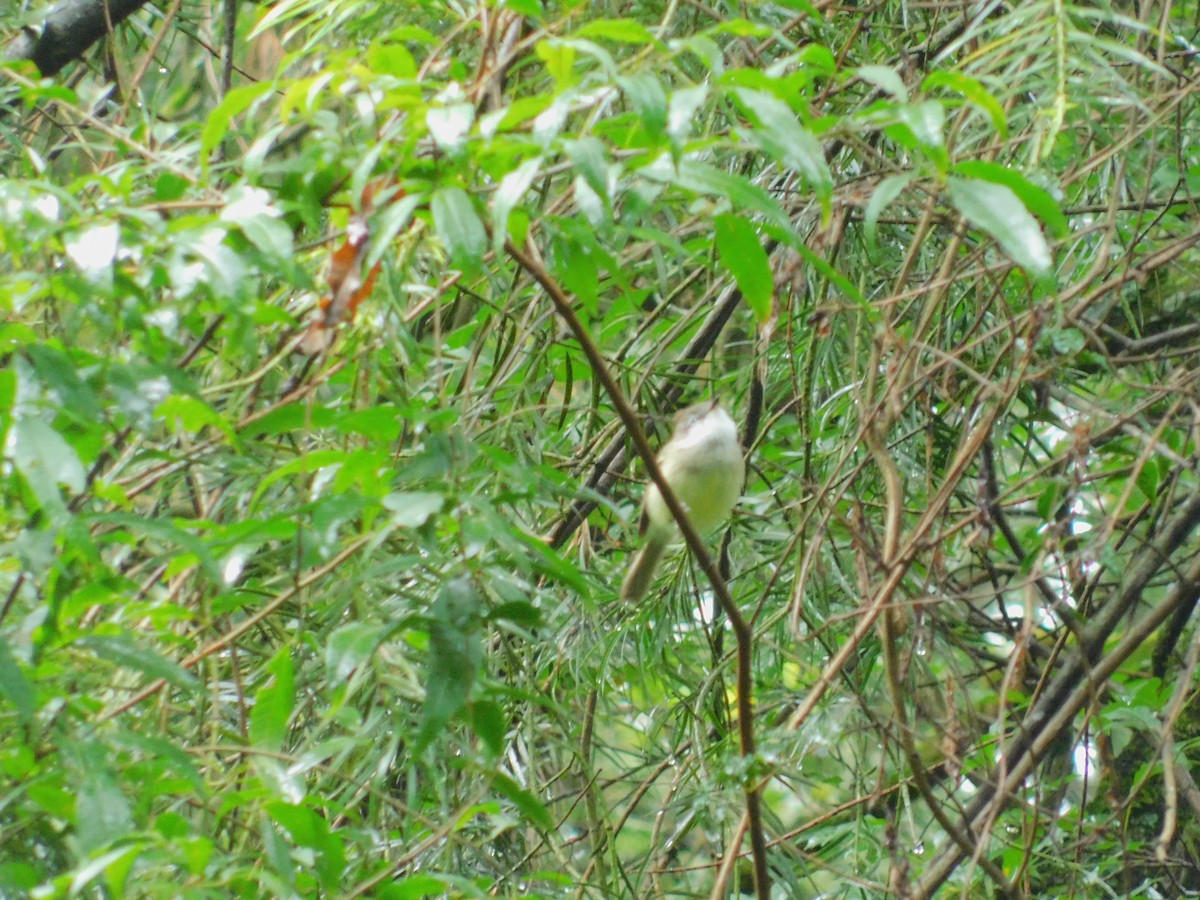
(503, 237), (771, 899)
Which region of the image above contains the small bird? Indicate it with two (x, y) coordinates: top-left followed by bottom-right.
(619, 400), (744, 602)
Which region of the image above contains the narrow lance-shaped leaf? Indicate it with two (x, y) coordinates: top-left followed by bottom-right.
(248, 649), (295, 752)
(326, 622), (389, 682)
(922, 71), (1008, 138)
(864, 173), (913, 248)
(952, 160), (1069, 238)
(0, 637), (35, 724)
(733, 88), (832, 200)
(491, 772), (555, 832)
(945, 176), (1053, 282)
(572, 18), (658, 45)
(618, 72), (667, 138)
(492, 156), (543, 253)
(417, 577), (482, 753)
(432, 186), (487, 276)
(714, 214), (773, 324)
(200, 82), (274, 169)
(76, 635), (199, 693)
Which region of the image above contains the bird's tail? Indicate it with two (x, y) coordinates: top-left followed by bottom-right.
(619, 536), (667, 602)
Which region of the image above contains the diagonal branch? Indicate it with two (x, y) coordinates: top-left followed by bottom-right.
(504, 237), (772, 900)
(5, 0), (151, 77)
(914, 488), (1200, 897)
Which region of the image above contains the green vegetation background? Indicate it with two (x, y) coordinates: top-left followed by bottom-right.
(3, 1), (1200, 896)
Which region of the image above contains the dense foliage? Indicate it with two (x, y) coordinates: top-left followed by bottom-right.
(4, 1), (1200, 896)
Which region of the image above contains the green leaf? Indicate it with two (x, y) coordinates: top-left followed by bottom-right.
(714, 214), (773, 323)
(573, 18), (657, 45)
(760, 220), (865, 309)
(231, 211), (294, 264)
(417, 577), (481, 753)
(1050, 327), (1085, 355)
(331, 448), (392, 496)
(732, 88), (832, 198)
(952, 161), (1069, 238)
(76, 635), (198, 692)
(171, 221), (247, 298)
(1036, 482), (1061, 522)
(535, 40), (576, 87)
(707, 18), (771, 38)
(154, 172), (190, 201)
(89, 512), (222, 582)
(573, 173), (608, 230)
(563, 137), (609, 203)
(116, 733), (207, 794)
(24, 344), (101, 420)
(494, 97), (549, 136)
(856, 65), (908, 101)
(552, 228), (600, 311)
(69, 844), (140, 897)
(156, 394), (237, 443)
(431, 186), (486, 276)
(259, 813), (295, 885)
(365, 192), (422, 271)
(200, 82), (274, 166)
(335, 405), (405, 441)
(388, 875), (451, 899)
(510, 526), (589, 593)
(769, 0), (820, 10)
(666, 84), (708, 144)
(0, 861), (39, 892)
(0, 637), (35, 724)
(470, 699), (507, 757)
(945, 176), (1053, 280)
(491, 772), (555, 832)
(383, 491), (445, 527)
(618, 73), (667, 138)
(492, 156), (543, 252)
(220, 186), (292, 264)
(249, 650), (294, 752)
(368, 41), (417, 78)
(75, 750), (134, 854)
(16, 81), (78, 107)
(252, 450), (348, 505)
(567, 39), (617, 80)
(922, 71), (1008, 137)
(675, 35), (725, 74)
(241, 403), (332, 437)
(9, 417), (86, 509)
(1135, 459), (1160, 503)
(0, 368), (14, 448)
(896, 101), (945, 153)
(266, 801), (345, 890)
(380, 25), (438, 44)
(489, 601), (542, 627)
(326, 622), (388, 681)
(672, 159), (791, 229)
(864, 173), (913, 247)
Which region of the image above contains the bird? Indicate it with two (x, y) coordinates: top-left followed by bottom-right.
(619, 399), (744, 602)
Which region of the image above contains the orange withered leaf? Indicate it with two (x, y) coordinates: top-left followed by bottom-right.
(300, 218), (371, 353)
(298, 179), (407, 354)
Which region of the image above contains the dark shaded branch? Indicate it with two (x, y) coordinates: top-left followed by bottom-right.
(220, 0), (237, 96)
(915, 488), (1200, 897)
(5, 0), (151, 77)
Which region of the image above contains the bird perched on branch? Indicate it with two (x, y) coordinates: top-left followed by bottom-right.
(620, 400), (743, 602)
